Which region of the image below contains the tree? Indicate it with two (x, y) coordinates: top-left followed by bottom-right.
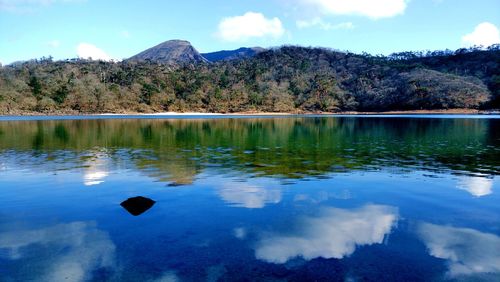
(28, 76), (42, 99)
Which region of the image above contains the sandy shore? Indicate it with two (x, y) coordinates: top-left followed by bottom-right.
(99, 111), (294, 116)
(101, 109), (500, 116)
(100, 109), (500, 116)
(1, 109), (499, 116)
(336, 109), (500, 115)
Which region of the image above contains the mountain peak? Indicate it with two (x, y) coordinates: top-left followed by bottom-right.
(156, 39), (191, 46)
(128, 39), (207, 64)
(128, 39), (265, 64)
(202, 47), (265, 62)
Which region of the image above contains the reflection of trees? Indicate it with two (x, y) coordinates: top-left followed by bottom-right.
(0, 117), (498, 184)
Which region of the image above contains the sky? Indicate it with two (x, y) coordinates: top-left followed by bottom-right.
(0, 0), (499, 64)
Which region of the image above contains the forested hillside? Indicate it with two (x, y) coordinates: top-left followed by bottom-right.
(0, 45), (499, 114)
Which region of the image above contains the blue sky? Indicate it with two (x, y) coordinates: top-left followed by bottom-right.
(0, 0), (499, 64)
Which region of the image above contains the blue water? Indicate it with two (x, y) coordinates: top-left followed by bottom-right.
(0, 116), (499, 281)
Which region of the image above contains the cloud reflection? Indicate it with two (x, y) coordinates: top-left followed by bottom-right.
(0, 221), (116, 281)
(255, 205), (398, 263)
(151, 271), (180, 282)
(234, 227), (247, 239)
(84, 171), (109, 186)
(417, 223), (500, 277)
(457, 176), (494, 197)
(83, 152), (109, 186)
(217, 182), (282, 209)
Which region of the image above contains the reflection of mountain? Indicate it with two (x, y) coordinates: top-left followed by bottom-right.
(136, 157), (198, 186)
(255, 205), (398, 263)
(457, 176), (494, 197)
(417, 223), (500, 277)
(0, 221), (116, 281)
(217, 182), (282, 208)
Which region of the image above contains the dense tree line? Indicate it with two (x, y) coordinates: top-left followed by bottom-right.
(0, 45), (499, 114)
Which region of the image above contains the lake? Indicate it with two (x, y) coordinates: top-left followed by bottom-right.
(0, 115), (499, 281)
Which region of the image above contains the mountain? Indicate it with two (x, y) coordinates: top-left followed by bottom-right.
(128, 40), (207, 64)
(129, 40), (265, 63)
(202, 47), (265, 62)
(1, 45), (499, 114)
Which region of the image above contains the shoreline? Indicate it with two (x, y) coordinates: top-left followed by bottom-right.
(1, 109), (499, 117)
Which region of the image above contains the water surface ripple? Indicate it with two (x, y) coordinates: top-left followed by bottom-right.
(0, 116), (499, 281)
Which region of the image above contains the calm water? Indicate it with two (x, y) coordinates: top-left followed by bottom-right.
(0, 116), (499, 282)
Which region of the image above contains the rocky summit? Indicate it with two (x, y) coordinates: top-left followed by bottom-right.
(128, 40), (207, 64)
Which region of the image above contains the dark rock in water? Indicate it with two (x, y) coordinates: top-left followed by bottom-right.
(167, 182), (187, 187)
(120, 196), (156, 216)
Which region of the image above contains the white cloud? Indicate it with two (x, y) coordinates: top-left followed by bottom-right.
(296, 17), (354, 30)
(301, 0), (408, 19)
(47, 39), (60, 48)
(255, 205), (398, 263)
(457, 176), (493, 197)
(217, 12), (285, 42)
(217, 182), (282, 209)
(0, 0), (84, 12)
(77, 43), (112, 61)
(462, 22), (500, 48)
(0, 221), (116, 281)
(417, 222), (500, 277)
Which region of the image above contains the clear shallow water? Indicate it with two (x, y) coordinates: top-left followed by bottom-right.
(0, 116), (499, 281)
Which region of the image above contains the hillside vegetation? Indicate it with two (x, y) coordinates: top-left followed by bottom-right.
(0, 45), (499, 114)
